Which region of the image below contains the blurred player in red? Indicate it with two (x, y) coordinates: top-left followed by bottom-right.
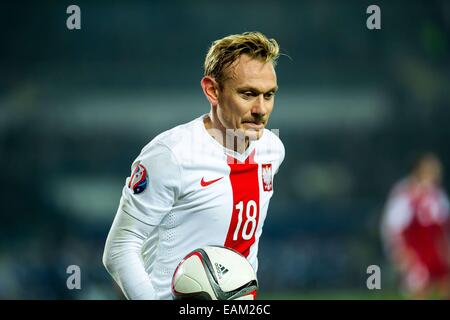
(381, 153), (450, 299)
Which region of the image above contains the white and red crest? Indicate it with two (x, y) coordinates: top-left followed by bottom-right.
(262, 163), (273, 192)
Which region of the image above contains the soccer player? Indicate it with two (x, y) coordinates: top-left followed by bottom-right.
(381, 153), (450, 299)
(102, 32), (285, 300)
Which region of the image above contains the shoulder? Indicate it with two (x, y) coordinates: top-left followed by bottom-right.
(389, 178), (410, 197)
(384, 179), (412, 214)
(260, 128), (285, 159)
(263, 128), (283, 145)
(256, 129), (285, 174)
(438, 187), (450, 211)
(127, 121), (197, 196)
(139, 116), (203, 163)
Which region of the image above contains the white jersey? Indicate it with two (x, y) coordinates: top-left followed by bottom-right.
(115, 114), (284, 299)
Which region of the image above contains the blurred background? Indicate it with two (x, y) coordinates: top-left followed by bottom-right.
(1, 0), (450, 299)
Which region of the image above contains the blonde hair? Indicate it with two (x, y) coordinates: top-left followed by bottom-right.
(204, 31), (280, 87)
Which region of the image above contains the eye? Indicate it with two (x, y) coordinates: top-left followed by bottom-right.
(241, 91), (256, 99)
(264, 92), (275, 100)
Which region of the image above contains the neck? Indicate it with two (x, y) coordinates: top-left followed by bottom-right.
(204, 111), (249, 154)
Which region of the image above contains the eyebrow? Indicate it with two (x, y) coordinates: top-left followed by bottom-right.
(237, 86), (278, 94)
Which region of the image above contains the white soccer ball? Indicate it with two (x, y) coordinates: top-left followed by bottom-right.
(171, 245), (258, 300)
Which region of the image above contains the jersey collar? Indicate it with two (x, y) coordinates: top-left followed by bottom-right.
(199, 113), (261, 163)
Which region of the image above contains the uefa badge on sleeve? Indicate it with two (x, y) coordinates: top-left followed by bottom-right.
(129, 163), (148, 194)
(262, 163), (273, 192)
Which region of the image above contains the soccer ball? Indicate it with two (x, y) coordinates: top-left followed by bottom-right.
(171, 245), (258, 300)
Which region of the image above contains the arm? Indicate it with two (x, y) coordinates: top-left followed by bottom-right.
(103, 203), (158, 299)
(381, 190), (417, 271)
(103, 142), (182, 299)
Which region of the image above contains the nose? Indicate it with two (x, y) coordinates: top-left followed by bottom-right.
(251, 94), (267, 117)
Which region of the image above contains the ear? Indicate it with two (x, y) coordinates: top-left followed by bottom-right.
(200, 76), (219, 107)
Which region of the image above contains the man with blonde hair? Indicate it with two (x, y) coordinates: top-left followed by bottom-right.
(103, 32), (285, 300)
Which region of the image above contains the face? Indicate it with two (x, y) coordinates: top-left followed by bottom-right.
(417, 156), (442, 186)
(215, 54), (278, 141)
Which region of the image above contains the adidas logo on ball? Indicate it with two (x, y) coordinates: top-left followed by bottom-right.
(214, 262), (229, 279)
